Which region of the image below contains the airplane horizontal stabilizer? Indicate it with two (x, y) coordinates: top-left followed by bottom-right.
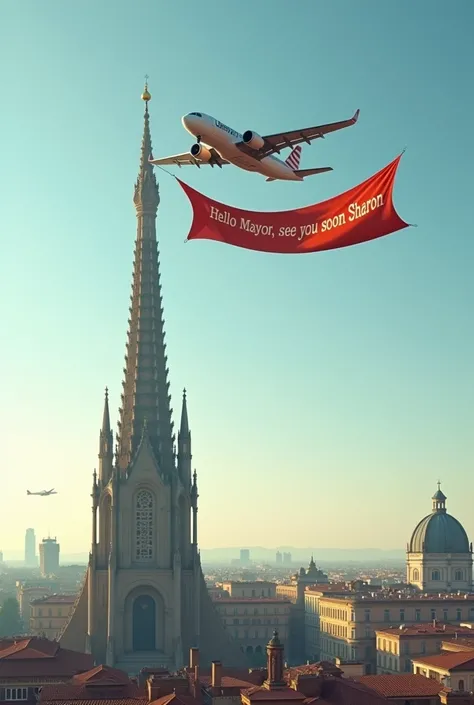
(295, 167), (333, 178)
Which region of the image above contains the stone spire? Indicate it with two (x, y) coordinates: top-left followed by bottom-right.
(98, 388), (113, 485)
(116, 81), (174, 475)
(178, 389), (192, 485)
(179, 388), (190, 436)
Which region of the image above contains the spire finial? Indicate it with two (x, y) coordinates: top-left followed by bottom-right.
(141, 75), (151, 105)
(180, 387), (190, 436)
(437, 479), (441, 491)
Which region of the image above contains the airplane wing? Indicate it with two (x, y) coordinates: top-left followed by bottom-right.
(149, 149), (229, 169)
(237, 110), (360, 159)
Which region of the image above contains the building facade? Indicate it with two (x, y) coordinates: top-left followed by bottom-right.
(39, 538), (60, 576)
(30, 595), (77, 639)
(58, 84), (243, 673)
(407, 485), (473, 593)
(212, 597), (290, 666)
(222, 582), (276, 598)
(376, 624), (474, 675)
(319, 593), (474, 674)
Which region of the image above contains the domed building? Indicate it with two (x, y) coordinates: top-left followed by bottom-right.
(406, 484), (473, 592)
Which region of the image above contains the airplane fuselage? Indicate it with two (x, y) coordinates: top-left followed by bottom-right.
(182, 113), (304, 181)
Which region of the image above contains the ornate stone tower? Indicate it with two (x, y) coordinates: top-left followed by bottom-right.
(59, 83), (244, 673)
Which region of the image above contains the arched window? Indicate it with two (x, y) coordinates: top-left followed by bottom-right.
(458, 680), (465, 691)
(135, 490), (154, 561)
(432, 570), (440, 581)
(413, 569), (420, 581)
(455, 570), (463, 581)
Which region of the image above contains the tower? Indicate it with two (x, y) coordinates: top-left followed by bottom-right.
(25, 528), (36, 567)
(59, 82), (244, 672)
(39, 537), (60, 576)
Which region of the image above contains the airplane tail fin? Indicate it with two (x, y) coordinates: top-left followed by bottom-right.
(285, 145), (302, 171)
(27, 490), (31, 495)
(294, 166), (333, 179)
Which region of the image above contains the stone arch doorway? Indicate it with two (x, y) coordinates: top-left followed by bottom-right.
(133, 595), (156, 651)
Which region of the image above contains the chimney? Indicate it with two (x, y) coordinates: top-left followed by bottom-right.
(190, 647), (200, 669)
(193, 665), (200, 699)
(147, 676), (160, 702)
(211, 661), (222, 688)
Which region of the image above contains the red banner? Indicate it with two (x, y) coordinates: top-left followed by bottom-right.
(177, 155), (409, 254)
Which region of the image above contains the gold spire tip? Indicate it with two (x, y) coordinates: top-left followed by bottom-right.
(141, 74), (151, 102)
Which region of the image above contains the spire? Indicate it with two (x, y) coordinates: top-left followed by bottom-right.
(117, 81), (175, 475)
(180, 388), (190, 436)
(102, 387), (111, 435)
(99, 388), (113, 459)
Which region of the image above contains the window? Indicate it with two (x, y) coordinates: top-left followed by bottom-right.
(5, 689), (28, 701)
(443, 609), (448, 621)
(421, 640), (426, 654)
(365, 609), (371, 622)
(432, 570), (440, 581)
(350, 610), (355, 621)
(459, 680), (465, 691)
(413, 568), (420, 581)
(457, 608), (462, 621)
(384, 609), (390, 622)
(134, 489), (154, 561)
(455, 570), (463, 581)
(365, 628), (370, 638)
(415, 609), (421, 621)
(431, 609), (436, 620)
(351, 628), (355, 639)
(404, 659), (411, 672)
(400, 609), (405, 621)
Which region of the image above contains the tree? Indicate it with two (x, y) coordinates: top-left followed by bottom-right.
(0, 597), (23, 637)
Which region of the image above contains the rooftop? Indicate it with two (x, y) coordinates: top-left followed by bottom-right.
(376, 622), (474, 637)
(39, 665), (146, 705)
(355, 674), (444, 698)
(212, 597), (291, 604)
(413, 650), (474, 671)
(31, 594), (77, 605)
(442, 637), (474, 651)
(0, 637), (93, 680)
(320, 592), (474, 604)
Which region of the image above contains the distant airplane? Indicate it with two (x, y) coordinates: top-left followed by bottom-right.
(149, 109), (359, 182)
(26, 489), (57, 496)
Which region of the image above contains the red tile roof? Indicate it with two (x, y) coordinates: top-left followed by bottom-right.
(442, 637), (474, 650)
(0, 638), (93, 680)
(242, 686), (307, 701)
(199, 675), (256, 688)
(39, 666), (144, 704)
(150, 695), (200, 705)
(414, 650), (474, 671)
(377, 623), (474, 637)
(355, 674), (444, 698)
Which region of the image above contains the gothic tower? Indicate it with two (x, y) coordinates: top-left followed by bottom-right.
(59, 84), (244, 672)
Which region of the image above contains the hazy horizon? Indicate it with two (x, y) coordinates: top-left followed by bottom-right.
(1, 0), (473, 554)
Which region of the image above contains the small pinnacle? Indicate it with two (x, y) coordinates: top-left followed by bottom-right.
(105, 386), (108, 399)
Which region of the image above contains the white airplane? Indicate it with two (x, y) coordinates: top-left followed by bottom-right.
(27, 488), (57, 496)
(149, 109), (360, 182)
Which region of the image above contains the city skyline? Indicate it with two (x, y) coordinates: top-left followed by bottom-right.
(1, 0), (473, 553)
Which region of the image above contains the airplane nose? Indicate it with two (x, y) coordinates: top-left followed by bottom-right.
(182, 114), (190, 128)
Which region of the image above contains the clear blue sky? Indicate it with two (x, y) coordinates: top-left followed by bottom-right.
(1, 0), (473, 555)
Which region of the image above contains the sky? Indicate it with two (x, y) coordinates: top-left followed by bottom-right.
(0, 0), (473, 556)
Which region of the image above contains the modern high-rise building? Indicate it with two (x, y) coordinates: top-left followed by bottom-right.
(59, 83), (244, 672)
(276, 551), (282, 564)
(25, 528), (37, 566)
(283, 552), (292, 564)
(240, 549), (250, 565)
(39, 537), (60, 576)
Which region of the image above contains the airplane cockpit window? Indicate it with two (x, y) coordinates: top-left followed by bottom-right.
(190, 112), (202, 117)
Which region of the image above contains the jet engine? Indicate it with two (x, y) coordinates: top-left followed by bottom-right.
(190, 143), (212, 161)
(242, 130), (265, 150)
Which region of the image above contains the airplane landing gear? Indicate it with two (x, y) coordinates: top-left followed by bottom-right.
(196, 135), (201, 143)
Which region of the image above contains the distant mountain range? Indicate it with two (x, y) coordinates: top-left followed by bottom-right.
(1, 547), (405, 566)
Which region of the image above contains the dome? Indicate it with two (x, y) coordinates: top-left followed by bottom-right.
(409, 485), (470, 554)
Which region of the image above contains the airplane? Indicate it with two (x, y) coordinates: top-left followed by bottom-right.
(26, 489), (57, 496)
(149, 109), (360, 182)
